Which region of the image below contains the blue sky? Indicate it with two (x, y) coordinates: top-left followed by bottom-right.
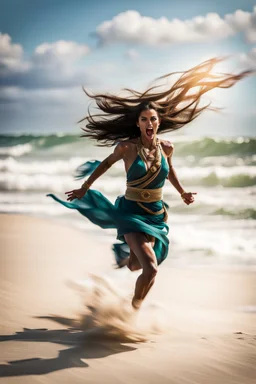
(0, 0), (255, 136)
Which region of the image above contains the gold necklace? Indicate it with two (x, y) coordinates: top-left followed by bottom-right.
(137, 137), (162, 173)
(142, 146), (156, 161)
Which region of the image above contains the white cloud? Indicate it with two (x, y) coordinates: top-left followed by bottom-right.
(225, 7), (256, 44)
(0, 33), (30, 74)
(0, 34), (91, 89)
(33, 40), (90, 67)
(0, 33), (23, 59)
(225, 9), (251, 31)
(96, 7), (256, 46)
(239, 46), (256, 69)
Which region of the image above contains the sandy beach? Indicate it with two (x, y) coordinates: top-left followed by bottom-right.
(0, 213), (255, 384)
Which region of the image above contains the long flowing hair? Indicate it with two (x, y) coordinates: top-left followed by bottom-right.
(79, 57), (252, 146)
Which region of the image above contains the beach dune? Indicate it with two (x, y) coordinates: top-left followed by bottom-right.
(0, 214), (255, 384)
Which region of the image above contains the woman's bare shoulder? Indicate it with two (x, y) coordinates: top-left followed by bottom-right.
(109, 139), (137, 164)
(116, 138), (138, 152)
(159, 139), (174, 157)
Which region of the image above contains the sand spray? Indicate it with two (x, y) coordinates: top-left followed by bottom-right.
(67, 270), (170, 342)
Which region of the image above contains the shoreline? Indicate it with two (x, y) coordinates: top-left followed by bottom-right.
(2, 211), (256, 272)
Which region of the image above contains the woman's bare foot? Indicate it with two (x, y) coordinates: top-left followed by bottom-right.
(131, 297), (143, 310)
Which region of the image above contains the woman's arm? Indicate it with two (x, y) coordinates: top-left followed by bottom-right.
(85, 143), (125, 187)
(165, 143), (185, 195)
(162, 140), (196, 205)
(66, 142), (125, 201)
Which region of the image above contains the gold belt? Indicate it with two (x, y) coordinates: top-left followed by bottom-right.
(125, 187), (163, 203)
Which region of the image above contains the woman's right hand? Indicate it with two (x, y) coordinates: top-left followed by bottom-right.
(65, 188), (86, 202)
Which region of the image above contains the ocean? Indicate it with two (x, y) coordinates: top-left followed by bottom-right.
(1, 133), (255, 268)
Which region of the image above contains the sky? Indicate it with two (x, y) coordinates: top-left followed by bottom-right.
(0, 0), (255, 136)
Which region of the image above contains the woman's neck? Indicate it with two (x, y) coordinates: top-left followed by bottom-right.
(140, 135), (157, 149)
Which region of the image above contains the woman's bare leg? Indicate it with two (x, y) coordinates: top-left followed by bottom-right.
(116, 248), (141, 269)
(127, 249), (141, 271)
(128, 236), (155, 271)
(117, 237), (155, 272)
(124, 232), (158, 309)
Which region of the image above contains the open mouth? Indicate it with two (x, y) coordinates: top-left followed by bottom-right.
(146, 128), (154, 137)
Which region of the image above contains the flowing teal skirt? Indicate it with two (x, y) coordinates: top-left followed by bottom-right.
(47, 189), (169, 265)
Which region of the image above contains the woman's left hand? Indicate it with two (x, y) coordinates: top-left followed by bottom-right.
(181, 192), (197, 205)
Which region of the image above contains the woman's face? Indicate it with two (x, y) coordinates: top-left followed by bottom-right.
(137, 109), (160, 141)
